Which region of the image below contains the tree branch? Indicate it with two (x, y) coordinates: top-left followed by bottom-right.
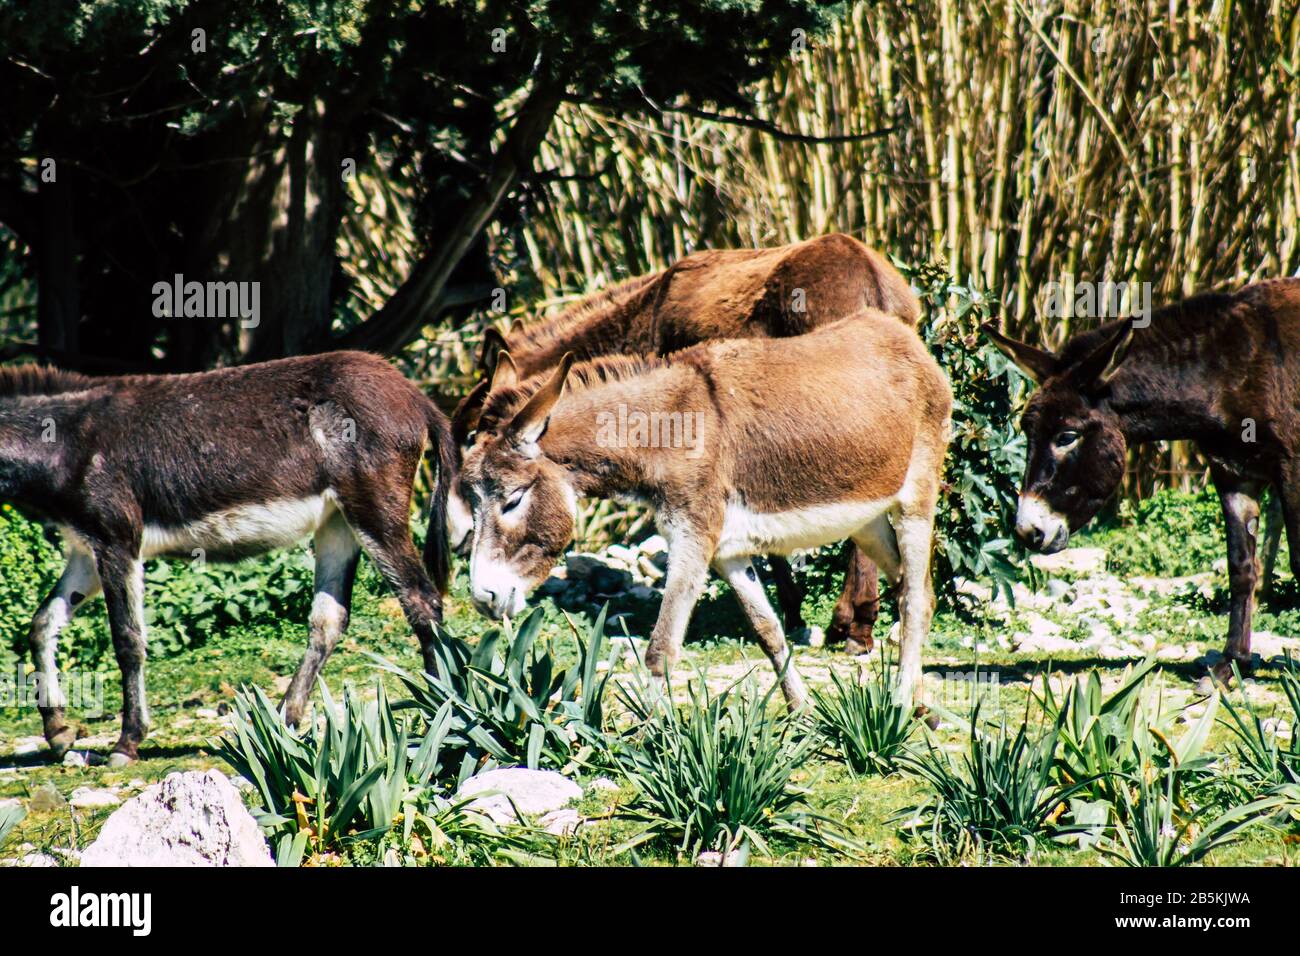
(331, 76), (564, 355)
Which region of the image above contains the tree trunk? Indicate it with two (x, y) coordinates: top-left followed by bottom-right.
(335, 78), (564, 355)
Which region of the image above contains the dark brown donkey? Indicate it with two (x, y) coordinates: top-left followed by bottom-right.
(0, 353), (454, 763)
(451, 233), (921, 652)
(984, 278), (1300, 686)
(458, 312), (952, 709)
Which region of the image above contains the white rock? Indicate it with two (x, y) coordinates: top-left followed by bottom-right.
(540, 808), (581, 836)
(1045, 579), (1072, 599)
(81, 769), (273, 867)
(695, 850), (746, 867)
(62, 751), (86, 768)
(195, 708), (220, 720)
(70, 787), (121, 810)
(638, 535), (668, 556)
(12, 736), (43, 757)
(587, 777), (620, 794)
(455, 768), (582, 826)
(1029, 547), (1107, 575)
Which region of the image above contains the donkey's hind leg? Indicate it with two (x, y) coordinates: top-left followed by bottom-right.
(29, 549), (101, 758)
(891, 507), (937, 711)
(828, 546), (881, 655)
(766, 556), (806, 633)
(282, 510), (361, 726)
(344, 507), (444, 677)
(95, 547), (150, 764)
(714, 557), (806, 711)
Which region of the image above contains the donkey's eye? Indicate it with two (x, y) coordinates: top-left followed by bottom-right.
(1054, 430), (1081, 449)
(502, 487), (528, 513)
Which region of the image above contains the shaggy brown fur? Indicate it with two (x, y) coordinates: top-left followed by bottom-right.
(459, 312), (952, 708)
(453, 234), (920, 651)
(0, 352), (455, 761)
(985, 278), (1300, 686)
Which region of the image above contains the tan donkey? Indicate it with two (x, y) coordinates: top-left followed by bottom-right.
(456, 311), (952, 708)
(451, 233), (922, 653)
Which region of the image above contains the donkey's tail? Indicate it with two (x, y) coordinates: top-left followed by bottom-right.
(423, 401), (457, 595)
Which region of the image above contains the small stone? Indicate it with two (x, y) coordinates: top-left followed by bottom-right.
(28, 785), (66, 813)
(606, 544), (638, 566)
(637, 556), (665, 582)
(70, 787), (121, 810)
(565, 553), (607, 581)
(540, 808), (581, 836)
(12, 737), (43, 757)
(455, 768), (582, 827)
(1045, 579), (1072, 599)
(695, 849), (746, 867)
(1029, 547), (1107, 575)
(638, 535), (668, 557)
(587, 777), (620, 794)
(106, 752), (132, 769)
(195, 708), (219, 720)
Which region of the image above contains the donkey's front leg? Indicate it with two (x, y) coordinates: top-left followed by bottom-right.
(29, 549), (101, 758)
(644, 541), (711, 681)
(1209, 465), (1265, 687)
(95, 547), (150, 764)
(715, 557), (806, 711)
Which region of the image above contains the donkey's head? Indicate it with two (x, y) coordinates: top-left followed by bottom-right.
(984, 322), (1134, 553)
(458, 354), (578, 619)
(447, 334), (519, 558)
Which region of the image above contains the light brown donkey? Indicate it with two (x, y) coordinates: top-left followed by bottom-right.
(457, 311), (952, 708)
(450, 233), (921, 653)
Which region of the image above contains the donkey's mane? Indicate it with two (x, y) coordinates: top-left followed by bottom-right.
(1056, 285), (1265, 368)
(0, 364), (96, 398)
(509, 272), (662, 353)
(477, 351), (673, 436)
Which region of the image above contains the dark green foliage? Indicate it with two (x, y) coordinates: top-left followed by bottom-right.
(1219, 656), (1300, 792)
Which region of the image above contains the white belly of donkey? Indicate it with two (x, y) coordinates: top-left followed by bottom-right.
(715, 497), (894, 560)
(141, 493), (340, 560)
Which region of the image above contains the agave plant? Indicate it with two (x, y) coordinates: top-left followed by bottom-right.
(377, 606), (617, 781)
(1219, 656), (1300, 793)
(810, 655), (916, 776)
(215, 680), (504, 864)
(1100, 770), (1286, 867)
(613, 670), (849, 861)
(898, 702), (1095, 862)
(0, 803), (24, 850)
(1034, 657), (1161, 807)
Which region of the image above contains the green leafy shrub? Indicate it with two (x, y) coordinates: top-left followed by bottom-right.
(215, 681), (510, 866)
(1076, 488), (1226, 578)
(612, 673), (847, 861)
(381, 606), (616, 782)
(810, 654), (916, 775)
(0, 505), (76, 668)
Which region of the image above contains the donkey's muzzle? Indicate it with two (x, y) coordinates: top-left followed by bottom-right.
(1014, 494), (1070, 554)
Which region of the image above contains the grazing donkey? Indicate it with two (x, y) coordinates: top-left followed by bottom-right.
(984, 278), (1300, 686)
(0, 353), (454, 763)
(457, 312), (952, 708)
(451, 233), (922, 653)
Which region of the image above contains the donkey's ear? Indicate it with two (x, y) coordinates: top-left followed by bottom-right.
(478, 327), (510, 373)
(1071, 322), (1134, 389)
(508, 318), (525, 338)
(981, 323), (1058, 384)
(489, 350), (519, 392)
(508, 353), (575, 448)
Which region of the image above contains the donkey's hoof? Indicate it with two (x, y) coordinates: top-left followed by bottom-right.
(913, 705), (941, 731)
(46, 727), (78, 761)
